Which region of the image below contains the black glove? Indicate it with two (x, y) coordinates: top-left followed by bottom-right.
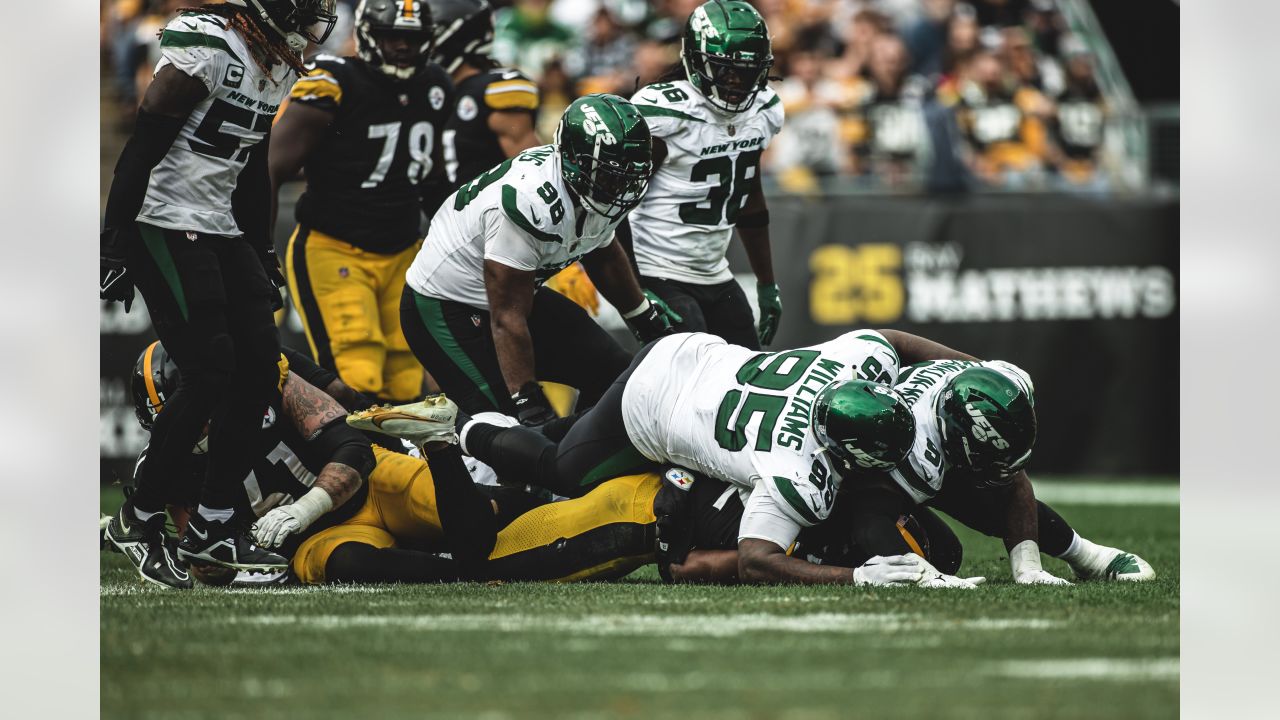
(511, 381), (557, 427)
(100, 228), (134, 312)
(624, 299), (677, 343)
(252, 239), (287, 312)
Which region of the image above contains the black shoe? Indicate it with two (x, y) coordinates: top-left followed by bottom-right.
(104, 502), (192, 590)
(177, 513), (289, 573)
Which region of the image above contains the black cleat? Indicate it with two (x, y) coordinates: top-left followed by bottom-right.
(177, 513), (289, 573)
(105, 503), (192, 590)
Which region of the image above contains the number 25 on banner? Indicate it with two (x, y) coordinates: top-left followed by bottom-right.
(809, 244), (904, 324)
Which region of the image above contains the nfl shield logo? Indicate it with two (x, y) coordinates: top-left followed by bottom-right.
(338, 267), (349, 278)
(728, 124), (736, 136)
(400, 94), (410, 106)
(471, 315), (482, 327)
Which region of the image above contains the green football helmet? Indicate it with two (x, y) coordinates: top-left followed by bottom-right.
(555, 94), (653, 220)
(681, 0), (774, 113)
(936, 366), (1037, 485)
(812, 380), (915, 473)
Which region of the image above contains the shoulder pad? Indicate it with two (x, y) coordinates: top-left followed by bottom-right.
(483, 70), (539, 111)
(290, 60), (345, 106)
(160, 14), (243, 62)
(500, 183), (561, 244)
(632, 82), (707, 128)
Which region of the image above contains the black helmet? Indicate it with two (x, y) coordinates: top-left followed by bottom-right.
(425, 0), (494, 73)
(229, 0), (339, 52)
(131, 341), (180, 432)
(355, 0), (436, 80)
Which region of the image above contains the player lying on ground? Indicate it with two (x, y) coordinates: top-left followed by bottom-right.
(354, 326), (993, 586)
(400, 94), (679, 425)
(269, 0), (453, 405)
(619, 0), (785, 350)
(840, 359), (1155, 583)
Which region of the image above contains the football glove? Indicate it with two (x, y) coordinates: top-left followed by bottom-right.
(251, 488), (333, 549)
(1014, 569), (1073, 586)
(756, 282), (782, 346)
(252, 239), (287, 312)
(912, 553), (986, 589)
(851, 554), (928, 586)
(644, 289), (683, 326)
(100, 228), (134, 311)
(511, 381), (557, 427)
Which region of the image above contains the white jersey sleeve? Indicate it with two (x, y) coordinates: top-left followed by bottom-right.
(156, 32), (230, 91)
(482, 203), (540, 271)
(739, 482), (804, 549)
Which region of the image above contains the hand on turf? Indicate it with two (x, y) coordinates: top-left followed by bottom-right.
(1014, 568), (1073, 586)
(918, 572), (987, 589)
(851, 554), (928, 586)
(756, 282), (782, 346)
(252, 505), (305, 549)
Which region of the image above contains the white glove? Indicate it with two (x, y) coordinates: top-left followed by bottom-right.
(918, 572), (987, 589)
(851, 554), (929, 586)
(1014, 568), (1073, 586)
(251, 487), (333, 549)
(1009, 539), (1072, 586)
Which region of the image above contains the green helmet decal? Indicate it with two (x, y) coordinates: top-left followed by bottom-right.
(812, 380), (915, 472)
(681, 0), (774, 113)
(554, 94), (653, 219)
(937, 367), (1037, 484)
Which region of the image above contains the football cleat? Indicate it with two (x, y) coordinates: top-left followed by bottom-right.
(177, 514), (289, 573)
(105, 503), (193, 590)
(346, 394), (459, 449)
(1070, 545), (1156, 583)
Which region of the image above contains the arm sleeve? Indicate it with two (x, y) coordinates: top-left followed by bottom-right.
(483, 199), (542, 271)
(281, 348), (339, 391)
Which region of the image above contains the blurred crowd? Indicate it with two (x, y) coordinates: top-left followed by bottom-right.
(102, 0), (1116, 193)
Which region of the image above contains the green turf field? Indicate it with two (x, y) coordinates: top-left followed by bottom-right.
(100, 479), (1179, 719)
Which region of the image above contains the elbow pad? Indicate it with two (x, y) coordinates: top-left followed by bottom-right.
(312, 417), (376, 480)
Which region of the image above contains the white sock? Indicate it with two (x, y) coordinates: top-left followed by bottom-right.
(132, 506), (160, 522)
(1059, 532), (1103, 566)
(197, 505), (234, 523)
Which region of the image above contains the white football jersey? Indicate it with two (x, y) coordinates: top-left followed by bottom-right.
(628, 80), (785, 285)
(622, 331), (900, 549)
(137, 13), (296, 236)
(889, 359), (1035, 503)
(406, 145), (621, 309)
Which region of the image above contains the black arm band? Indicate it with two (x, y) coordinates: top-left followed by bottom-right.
(735, 209), (770, 229)
(312, 417), (376, 480)
(103, 108), (186, 230)
(282, 347), (339, 391)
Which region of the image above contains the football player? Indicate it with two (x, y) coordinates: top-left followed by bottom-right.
(618, 0), (784, 350)
(270, 0), (453, 406)
(425, 0), (540, 187)
(447, 328), (985, 585)
(850, 359), (1156, 583)
(399, 95), (679, 424)
(101, 0), (339, 576)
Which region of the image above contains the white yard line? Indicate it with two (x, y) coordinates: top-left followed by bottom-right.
(1032, 480), (1178, 506)
(230, 612), (1062, 637)
(985, 658), (1179, 681)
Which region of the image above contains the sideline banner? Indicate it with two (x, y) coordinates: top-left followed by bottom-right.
(101, 194), (1177, 482)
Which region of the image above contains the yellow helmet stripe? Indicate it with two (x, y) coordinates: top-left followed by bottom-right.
(403, 0), (416, 19)
(142, 341), (164, 414)
(896, 518), (926, 558)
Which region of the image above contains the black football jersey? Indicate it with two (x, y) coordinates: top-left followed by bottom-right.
(289, 55), (453, 253)
(445, 68), (539, 185)
(1052, 85), (1105, 160)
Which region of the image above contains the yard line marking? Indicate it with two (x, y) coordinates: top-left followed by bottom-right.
(232, 612), (1062, 637)
(985, 658), (1179, 681)
(1032, 481), (1178, 506)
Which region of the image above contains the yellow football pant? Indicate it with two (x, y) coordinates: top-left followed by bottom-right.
(292, 451), (662, 585)
(292, 446), (445, 584)
(286, 227), (424, 402)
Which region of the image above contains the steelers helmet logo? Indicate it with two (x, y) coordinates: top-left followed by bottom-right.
(429, 86), (446, 111)
(458, 96), (478, 121)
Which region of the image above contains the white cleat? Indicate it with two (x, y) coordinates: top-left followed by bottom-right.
(346, 395), (459, 450)
(1072, 546), (1156, 582)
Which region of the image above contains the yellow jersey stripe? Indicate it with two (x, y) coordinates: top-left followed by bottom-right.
(485, 90), (539, 110)
(485, 80), (539, 95)
(290, 76), (343, 104)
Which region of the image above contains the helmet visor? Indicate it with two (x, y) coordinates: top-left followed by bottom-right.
(694, 53), (772, 111)
(296, 0), (339, 44)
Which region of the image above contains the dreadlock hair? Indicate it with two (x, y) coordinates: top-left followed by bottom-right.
(171, 4), (308, 76)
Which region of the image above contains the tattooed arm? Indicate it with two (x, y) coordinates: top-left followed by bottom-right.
(253, 374), (376, 548)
